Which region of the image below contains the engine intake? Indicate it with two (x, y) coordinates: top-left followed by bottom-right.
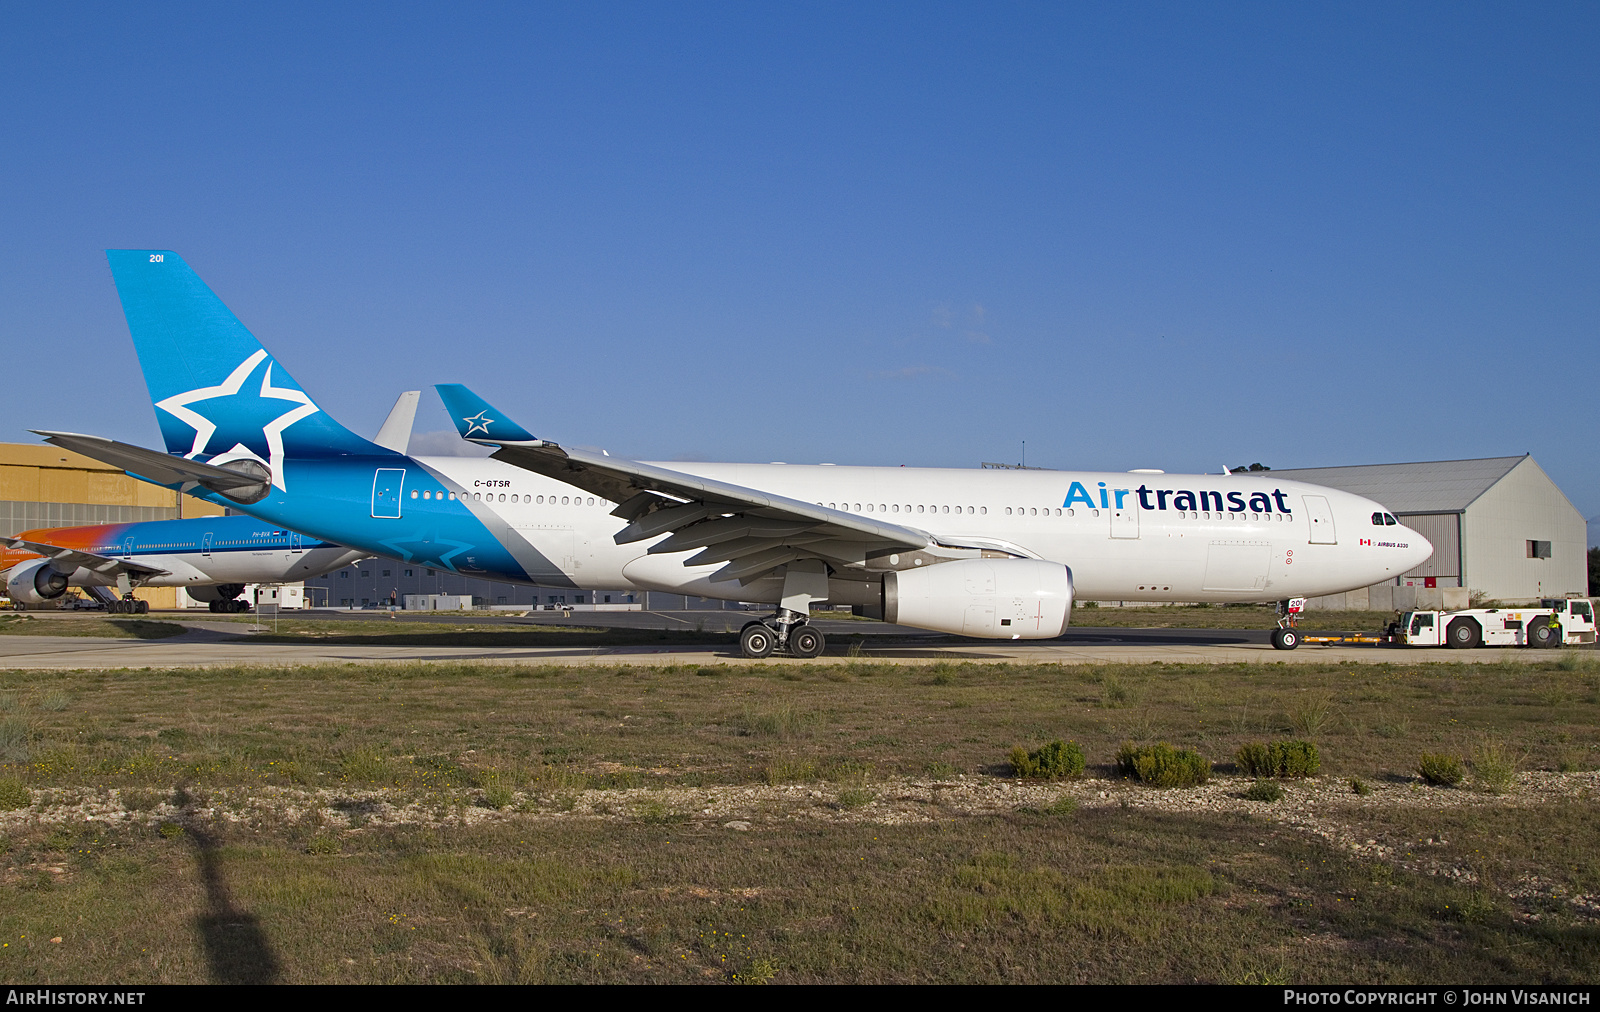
(883, 558), (1073, 639)
(5, 559), (71, 604)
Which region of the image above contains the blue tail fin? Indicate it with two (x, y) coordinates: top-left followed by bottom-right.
(106, 250), (389, 471)
(435, 384), (541, 444)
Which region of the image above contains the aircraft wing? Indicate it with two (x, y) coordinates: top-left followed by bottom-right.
(436, 384), (932, 584)
(2, 537), (169, 579)
(32, 431), (272, 503)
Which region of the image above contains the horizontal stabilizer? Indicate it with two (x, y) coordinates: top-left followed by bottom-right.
(33, 431), (273, 504)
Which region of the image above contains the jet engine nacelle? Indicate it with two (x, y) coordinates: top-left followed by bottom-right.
(883, 558), (1073, 639)
(183, 583), (246, 604)
(5, 559), (72, 604)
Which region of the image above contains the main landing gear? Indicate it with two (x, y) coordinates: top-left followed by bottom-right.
(208, 599), (251, 613)
(108, 596), (149, 615)
(1271, 598), (1305, 650)
(739, 609), (828, 659)
(739, 559), (831, 659)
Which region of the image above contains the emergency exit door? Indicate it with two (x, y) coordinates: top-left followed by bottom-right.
(372, 469), (406, 518)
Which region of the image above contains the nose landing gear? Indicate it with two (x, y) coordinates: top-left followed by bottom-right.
(1271, 598), (1305, 650)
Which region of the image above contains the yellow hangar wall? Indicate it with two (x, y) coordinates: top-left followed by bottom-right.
(0, 441), (225, 609)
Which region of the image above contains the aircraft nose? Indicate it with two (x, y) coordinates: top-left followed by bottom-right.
(1401, 526), (1434, 572)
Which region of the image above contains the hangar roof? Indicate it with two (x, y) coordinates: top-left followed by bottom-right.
(1265, 456), (1527, 515)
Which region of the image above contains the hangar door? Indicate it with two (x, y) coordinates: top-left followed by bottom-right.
(1398, 513), (1460, 581)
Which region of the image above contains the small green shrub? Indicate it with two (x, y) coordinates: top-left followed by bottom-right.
(835, 788), (875, 809)
(339, 749), (393, 783)
(1243, 780), (1283, 802)
(482, 780), (515, 809)
(1289, 691), (1335, 737)
(1042, 795), (1078, 816)
(1235, 740), (1321, 779)
(156, 822), (184, 839)
(0, 716), (31, 762)
(1100, 676), (1131, 707)
(1116, 741), (1210, 787)
(1349, 777), (1371, 796)
(0, 776), (29, 810)
(764, 759), (817, 784)
(1471, 741), (1520, 794)
(925, 761), (958, 779)
(306, 834), (340, 855)
(1009, 740), (1086, 780)
(1418, 752), (1465, 787)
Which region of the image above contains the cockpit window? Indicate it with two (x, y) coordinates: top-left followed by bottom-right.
(1384, 513), (1397, 525)
(1372, 512), (1384, 525)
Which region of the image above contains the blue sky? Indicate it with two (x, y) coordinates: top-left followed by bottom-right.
(3, 3), (1597, 539)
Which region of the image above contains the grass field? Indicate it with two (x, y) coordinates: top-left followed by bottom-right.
(0, 615), (187, 639)
(2, 654), (1599, 983)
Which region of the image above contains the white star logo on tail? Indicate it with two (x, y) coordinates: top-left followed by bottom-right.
(153, 349), (320, 491)
(462, 410), (494, 437)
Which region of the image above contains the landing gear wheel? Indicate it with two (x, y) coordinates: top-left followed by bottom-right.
(209, 600), (222, 613)
(740, 622), (776, 659)
(1447, 617), (1481, 649)
(790, 626), (826, 658)
(1271, 628), (1300, 651)
(1530, 621), (1562, 649)
(138, 600), (149, 614)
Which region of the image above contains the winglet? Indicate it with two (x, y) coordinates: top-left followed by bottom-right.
(434, 384), (541, 445)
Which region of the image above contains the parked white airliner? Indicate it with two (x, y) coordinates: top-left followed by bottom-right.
(45, 250), (1434, 657)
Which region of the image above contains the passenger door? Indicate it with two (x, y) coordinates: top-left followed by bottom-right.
(1110, 500), (1139, 539)
(1302, 495), (1337, 544)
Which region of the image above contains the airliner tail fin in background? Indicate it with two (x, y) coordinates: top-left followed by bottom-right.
(105, 250), (390, 470)
(435, 383), (542, 445)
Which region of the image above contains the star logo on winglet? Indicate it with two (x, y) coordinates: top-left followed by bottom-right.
(153, 349), (320, 491)
(462, 410), (494, 437)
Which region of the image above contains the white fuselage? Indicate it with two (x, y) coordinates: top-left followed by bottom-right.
(406, 457), (1433, 605)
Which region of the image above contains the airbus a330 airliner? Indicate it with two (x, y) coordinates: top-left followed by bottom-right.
(39, 251), (1432, 656)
